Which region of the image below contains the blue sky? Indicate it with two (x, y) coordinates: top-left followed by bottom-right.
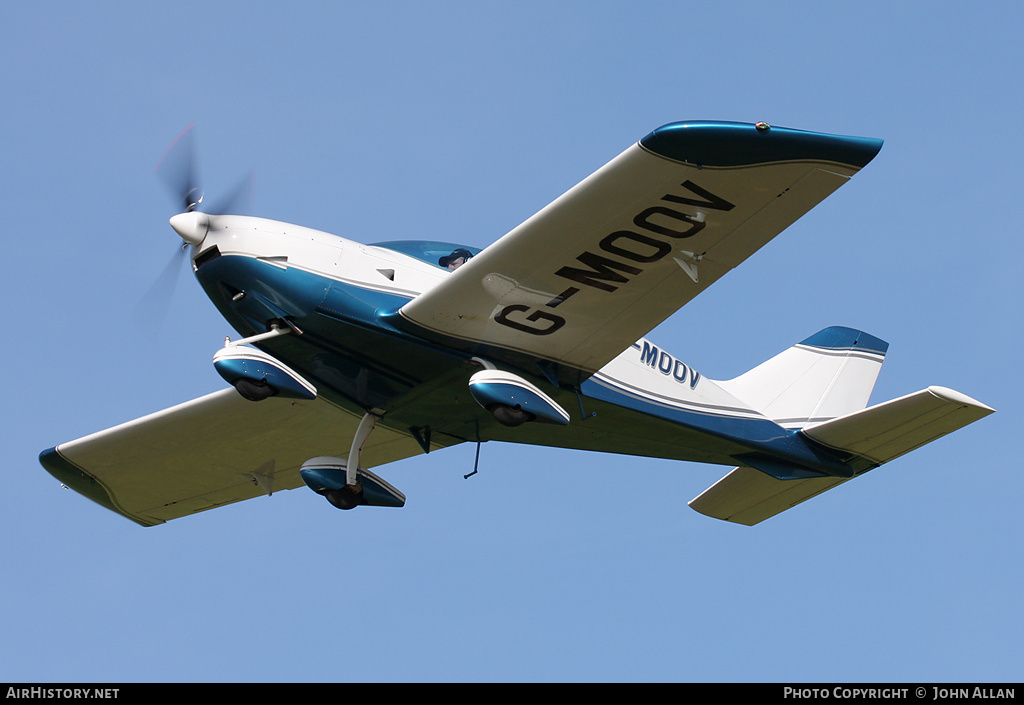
(2, 2), (1021, 683)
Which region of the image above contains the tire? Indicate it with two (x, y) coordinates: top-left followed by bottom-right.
(324, 486), (362, 510)
(489, 404), (534, 427)
(233, 377), (278, 402)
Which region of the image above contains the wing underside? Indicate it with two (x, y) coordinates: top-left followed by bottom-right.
(40, 390), (443, 526)
(398, 121), (883, 378)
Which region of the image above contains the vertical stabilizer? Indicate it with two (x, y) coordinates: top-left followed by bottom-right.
(715, 327), (888, 428)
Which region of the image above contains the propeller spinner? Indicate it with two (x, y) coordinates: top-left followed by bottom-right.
(168, 211), (209, 246)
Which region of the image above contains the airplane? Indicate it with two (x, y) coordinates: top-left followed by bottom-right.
(38, 120), (994, 527)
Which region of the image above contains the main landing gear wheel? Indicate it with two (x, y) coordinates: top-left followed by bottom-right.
(232, 377), (278, 402)
(488, 403), (535, 427)
(324, 485), (363, 510)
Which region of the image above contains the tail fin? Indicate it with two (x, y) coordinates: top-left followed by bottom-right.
(715, 326), (888, 428)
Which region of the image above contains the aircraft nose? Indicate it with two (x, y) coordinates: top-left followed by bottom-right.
(169, 211), (210, 246)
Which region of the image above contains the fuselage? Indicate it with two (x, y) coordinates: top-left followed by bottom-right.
(187, 213), (854, 476)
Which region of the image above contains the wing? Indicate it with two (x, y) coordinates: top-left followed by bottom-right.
(39, 389), (444, 526)
(398, 121), (882, 377)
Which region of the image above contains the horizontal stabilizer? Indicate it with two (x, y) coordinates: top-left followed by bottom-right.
(688, 467), (846, 526)
(801, 386), (994, 466)
(689, 386), (993, 525)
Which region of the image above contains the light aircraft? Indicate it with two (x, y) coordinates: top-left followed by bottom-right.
(39, 120), (994, 526)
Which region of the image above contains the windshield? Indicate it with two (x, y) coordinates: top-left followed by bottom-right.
(371, 240), (482, 270)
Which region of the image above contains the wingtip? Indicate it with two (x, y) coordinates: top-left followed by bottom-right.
(641, 120), (883, 169)
(926, 386), (996, 414)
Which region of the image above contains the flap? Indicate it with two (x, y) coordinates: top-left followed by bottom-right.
(399, 121), (882, 376)
(40, 389), (443, 526)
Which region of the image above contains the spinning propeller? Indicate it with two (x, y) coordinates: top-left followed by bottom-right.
(156, 124), (253, 243)
(135, 125), (252, 330)
(156, 123), (204, 213)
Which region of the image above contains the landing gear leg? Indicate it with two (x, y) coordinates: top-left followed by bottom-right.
(299, 413), (405, 510)
(347, 412), (378, 488)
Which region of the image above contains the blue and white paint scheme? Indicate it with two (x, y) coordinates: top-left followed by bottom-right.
(38, 121), (994, 527)
(213, 342), (318, 401)
(468, 369), (571, 426)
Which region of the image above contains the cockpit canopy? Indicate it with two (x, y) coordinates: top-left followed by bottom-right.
(372, 240), (482, 270)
